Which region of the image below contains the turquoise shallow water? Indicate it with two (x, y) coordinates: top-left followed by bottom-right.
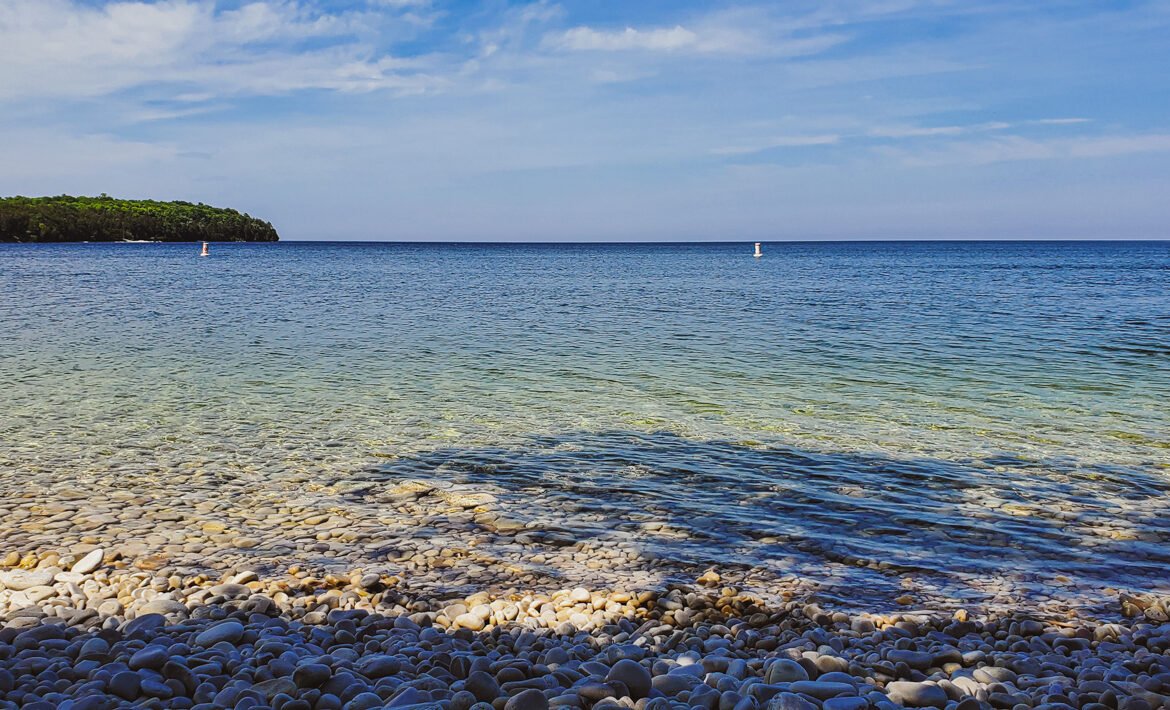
(1, 241), (1168, 606)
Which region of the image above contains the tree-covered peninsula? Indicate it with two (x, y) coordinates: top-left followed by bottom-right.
(0, 195), (279, 243)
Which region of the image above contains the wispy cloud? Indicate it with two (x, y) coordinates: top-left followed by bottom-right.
(544, 8), (850, 57)
(879, 133), (1170, 167)
(125, 104), (224, 124)
(715, 119), (1104, 155)
(712, 135), (841, 156)
(0, 0), (438, 101)
(867, 119), (1096, 139)
(1029, 117), (1092, 125)
(551, 25), (699, 52)
(869, 122), (1010, 138)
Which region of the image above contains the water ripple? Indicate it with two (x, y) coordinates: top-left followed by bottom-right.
(1, 240), (1168, 605)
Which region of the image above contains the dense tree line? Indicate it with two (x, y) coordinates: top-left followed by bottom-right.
(0, 195), (279, 243)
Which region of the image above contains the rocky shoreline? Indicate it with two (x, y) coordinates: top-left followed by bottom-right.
(2, 545), (1169, 710)
(3, 467), (1169, 709)
(0, 470), (1140, 617)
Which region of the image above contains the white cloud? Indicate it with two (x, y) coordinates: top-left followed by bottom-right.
(470, 1), (565, 58)
(712, 135), (841, 155)
(0, 0), (437, 101)
(126, 104), (223, 123)
(554, 25), (698, 52)
(545, 8), (849, 57)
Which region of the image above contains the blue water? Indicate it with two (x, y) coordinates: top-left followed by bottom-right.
(2, 240), (1168, 608)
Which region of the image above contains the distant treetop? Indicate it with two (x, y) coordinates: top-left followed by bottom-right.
(0, 195), (279, 243)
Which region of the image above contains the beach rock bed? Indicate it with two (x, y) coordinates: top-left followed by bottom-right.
(0, 473), (1129, 617)
(2, 552), (1169, 710)
(0, 477), (845, 617)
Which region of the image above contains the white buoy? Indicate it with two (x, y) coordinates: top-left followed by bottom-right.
(200, 241), (209, 257)
(753, 242), (762, 258)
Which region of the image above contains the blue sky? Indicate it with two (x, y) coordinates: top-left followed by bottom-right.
(0, 0), (1167, 240)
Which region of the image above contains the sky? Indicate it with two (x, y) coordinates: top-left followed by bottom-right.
(0, 0), (1168, 241)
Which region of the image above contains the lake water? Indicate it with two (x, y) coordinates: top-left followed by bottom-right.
(1, 241), (1168, 611)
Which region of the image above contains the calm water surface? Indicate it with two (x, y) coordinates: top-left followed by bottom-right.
(2, 241), (1168, 607)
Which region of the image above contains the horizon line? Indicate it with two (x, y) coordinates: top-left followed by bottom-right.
(273, 237), (1170, 244)
(6, 237), (1169, 245)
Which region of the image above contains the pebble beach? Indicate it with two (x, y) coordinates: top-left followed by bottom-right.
(2, 471), (1169, 710)
(3, 549), (1170, 710)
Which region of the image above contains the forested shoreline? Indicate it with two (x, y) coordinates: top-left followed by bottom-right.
(0, 195), (279, 242)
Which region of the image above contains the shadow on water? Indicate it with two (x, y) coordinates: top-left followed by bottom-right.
(364, 430), (1170, 607)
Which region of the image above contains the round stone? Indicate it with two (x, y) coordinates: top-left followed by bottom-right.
(455, 612), (486, 630)
(138, 599), (188, 616)
(346, 692), (385, 710)
(293, 663), (332, 688)
(71, 548), (105, 574)
(466, 671), (502, 702)
(357, 655), (401, 678)
(0, 568), (56, 590)
(129, 645), (169, 671)
(606, 659), (651, 700)
(505, 689), (549, 710)
(194, 620), (245, 647)
(885, 682), (949, 708)
(77, 637), (110, 661)
(109, 671), (141, 701)
(766, 659), (809, 684)
(887, 650), (934, 671)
